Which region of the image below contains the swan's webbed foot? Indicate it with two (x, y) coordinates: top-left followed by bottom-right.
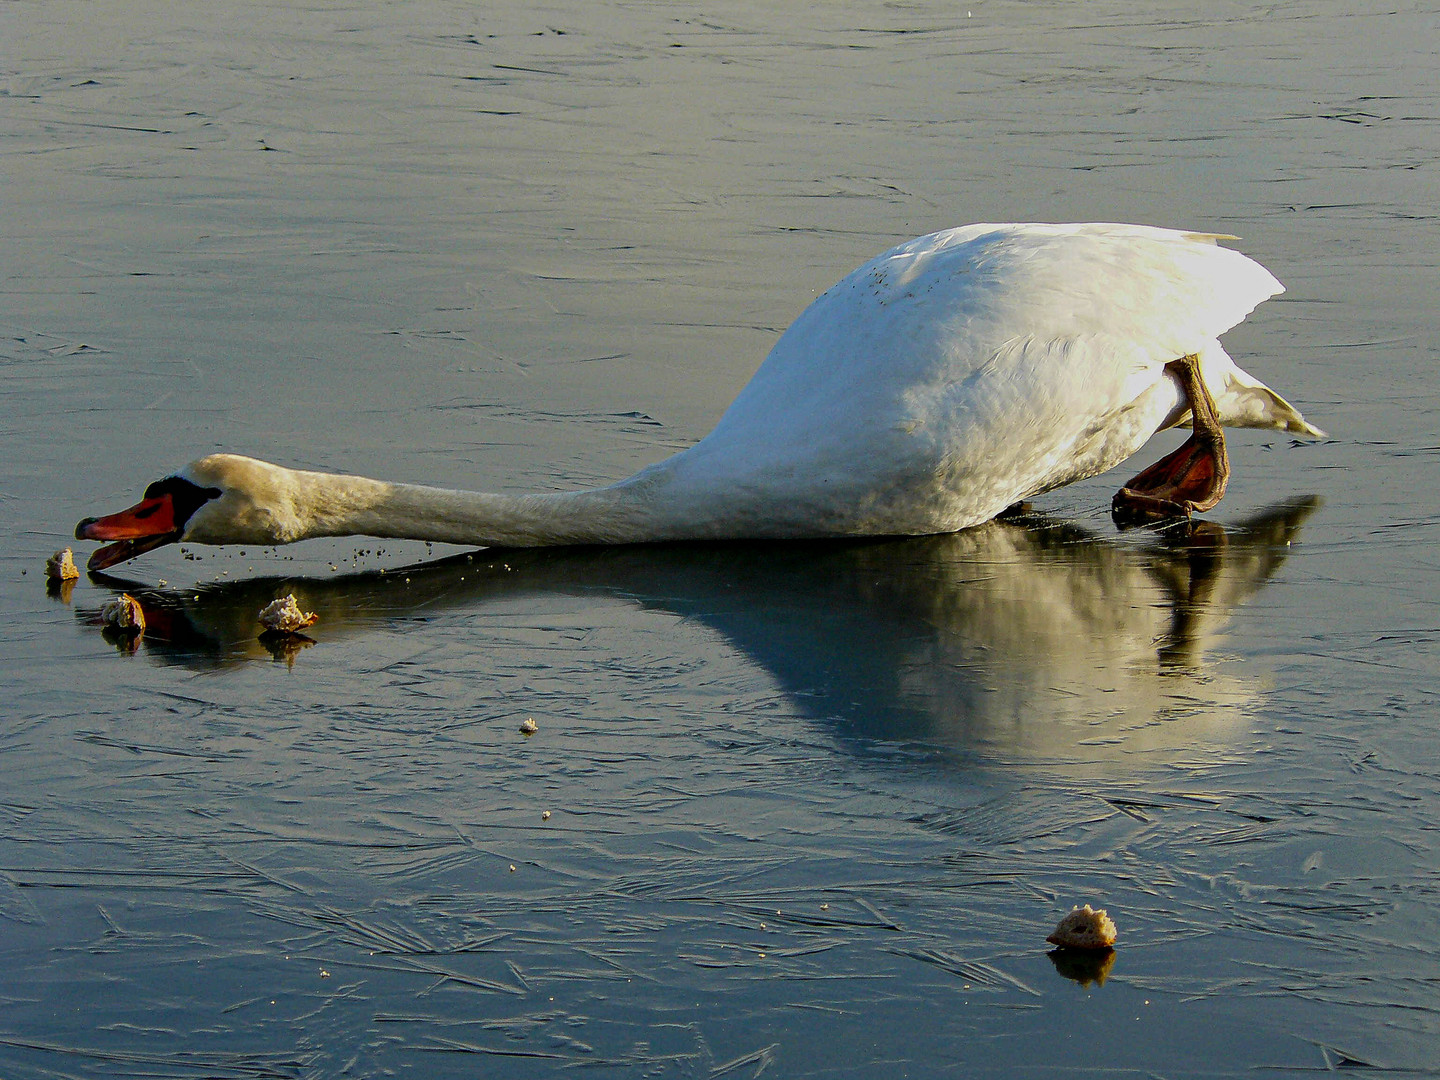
(1112, 354), (1229, 528)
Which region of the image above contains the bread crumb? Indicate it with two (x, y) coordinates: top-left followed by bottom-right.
(1046, 905), (1117, 950)
(519, 718), (538, 735)
(100, 594), (145, 633)
(46, 549), (80, 581)
(258, 594), (318, 634)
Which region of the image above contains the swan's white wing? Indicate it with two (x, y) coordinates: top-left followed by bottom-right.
(725, 222), (1282, 436)
(667, 224), (1289, 534)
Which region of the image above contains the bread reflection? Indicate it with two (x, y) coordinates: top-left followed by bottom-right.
(86, 498), (1318, 763)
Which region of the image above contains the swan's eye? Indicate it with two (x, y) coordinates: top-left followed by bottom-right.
(142, 476), (224, 529)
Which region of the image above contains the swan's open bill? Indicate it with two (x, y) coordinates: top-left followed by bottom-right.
(1112, 354), (1230, 527)
(77, 476), (222, 571)
(71, 224), (1325, 569)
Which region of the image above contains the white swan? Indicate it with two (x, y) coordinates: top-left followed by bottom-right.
(77, 222), (1322, 571)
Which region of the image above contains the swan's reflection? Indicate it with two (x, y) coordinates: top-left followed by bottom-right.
(87, 498), (1318, 763)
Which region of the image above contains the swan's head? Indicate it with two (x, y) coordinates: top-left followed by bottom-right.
(76, 454), (300, 571)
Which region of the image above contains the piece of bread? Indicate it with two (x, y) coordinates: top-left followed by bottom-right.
(100, 594), (145, 633)
(1046, 904), (1117, 950)
(46, 548), (80, 581)
(258, 594), (319, 634)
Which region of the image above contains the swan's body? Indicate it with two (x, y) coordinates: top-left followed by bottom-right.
(78, 223), (1321, 569)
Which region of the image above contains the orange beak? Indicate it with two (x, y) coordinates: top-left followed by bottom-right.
(76, 493), (182, 571)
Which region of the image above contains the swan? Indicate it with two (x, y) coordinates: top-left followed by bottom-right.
(76, 222), (1322, 571)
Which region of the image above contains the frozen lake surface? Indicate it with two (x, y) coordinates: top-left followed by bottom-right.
(2, 1), (1438, 1076)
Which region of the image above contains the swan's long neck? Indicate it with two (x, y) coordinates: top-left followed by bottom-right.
(191, 452), (828, 549)
(285, 468), (679, 548)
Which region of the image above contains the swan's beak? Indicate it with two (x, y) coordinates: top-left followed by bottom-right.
(76, 493), (182, 571)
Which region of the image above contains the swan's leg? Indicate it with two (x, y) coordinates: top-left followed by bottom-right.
(1112, 354), (1229, 525)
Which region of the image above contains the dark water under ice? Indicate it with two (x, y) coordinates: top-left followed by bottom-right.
(2, 2), (1438, 1076)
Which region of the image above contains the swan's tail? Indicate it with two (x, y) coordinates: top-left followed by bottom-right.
(1201, 345), (1326, 438)
(1219, 368), (1326, 437)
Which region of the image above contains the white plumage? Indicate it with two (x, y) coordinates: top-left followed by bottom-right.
(78, 223), (1322, 568)
(659, 222), (1315, 537)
